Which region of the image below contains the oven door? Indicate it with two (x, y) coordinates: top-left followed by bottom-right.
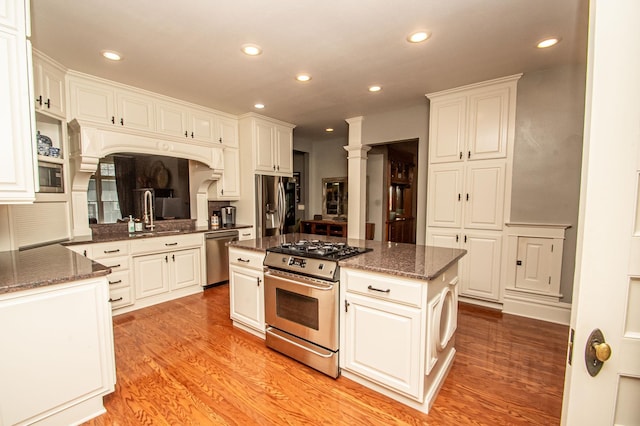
(264, 269), (338, 351)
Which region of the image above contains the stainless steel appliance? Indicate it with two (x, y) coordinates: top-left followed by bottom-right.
(37, 161), (63, 193)
(256, 175), (296, 237)
(205, 230), (239, 286)
(263, 239), (372, 378)
(221, 206), (236, 227)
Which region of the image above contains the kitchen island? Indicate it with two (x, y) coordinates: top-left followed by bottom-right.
(0, 244), (116, 425)
(228, 233), (466, 414)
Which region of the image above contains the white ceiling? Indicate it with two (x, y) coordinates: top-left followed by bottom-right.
(30, 0), (589, 140)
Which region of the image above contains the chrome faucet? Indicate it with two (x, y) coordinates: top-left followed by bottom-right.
(143, 190), (155, 231)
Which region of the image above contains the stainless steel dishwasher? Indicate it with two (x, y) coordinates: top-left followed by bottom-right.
(205, 230), (239, 286)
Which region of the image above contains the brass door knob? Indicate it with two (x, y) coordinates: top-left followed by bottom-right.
(593, 341), (612, 362)
(585, 329), (612, 377)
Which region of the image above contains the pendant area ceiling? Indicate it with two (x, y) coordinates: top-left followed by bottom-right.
(30, 0), (589, 140)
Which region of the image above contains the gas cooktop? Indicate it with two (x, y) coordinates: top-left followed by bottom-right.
(266, 239), (372, 261)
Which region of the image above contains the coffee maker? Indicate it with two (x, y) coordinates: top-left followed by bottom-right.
(221, 206), (236, 227)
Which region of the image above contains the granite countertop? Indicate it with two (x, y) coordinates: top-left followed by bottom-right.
(0, 244), (111, 295)
(229, 233), (466, 281)
(64, 223), (253, 245)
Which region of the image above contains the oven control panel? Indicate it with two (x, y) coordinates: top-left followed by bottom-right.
(264, 252), (338, 281)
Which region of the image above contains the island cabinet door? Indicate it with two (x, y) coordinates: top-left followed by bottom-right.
(341, 293), (423, 400)
(229, 264), (264, 332)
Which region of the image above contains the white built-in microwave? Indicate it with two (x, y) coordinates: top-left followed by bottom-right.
(37, 161), (64, 193)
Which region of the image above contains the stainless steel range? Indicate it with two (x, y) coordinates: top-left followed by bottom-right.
(263, 239), (372, 378)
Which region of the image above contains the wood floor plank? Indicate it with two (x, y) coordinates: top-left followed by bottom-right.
(84, 285), (568, 425)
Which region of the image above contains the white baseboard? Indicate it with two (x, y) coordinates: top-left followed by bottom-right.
(502, 293), (571, 325)
(458, 295), (503, 311)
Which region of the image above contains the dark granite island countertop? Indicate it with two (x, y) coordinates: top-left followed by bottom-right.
(228, 233), (466, 281)
(0, 244), (111, 295)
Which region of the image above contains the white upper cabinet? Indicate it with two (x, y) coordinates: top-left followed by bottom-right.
(215, 115), (238, 148)
(115, 90), (155, 131)
(186, 106), (215, 143)
(427, 75), (520, 164)
(69, 74), (219, 143)
(463, 159), (505, 230)
(240, 115), (295, 176)
(428, 97), (467, 163)
(0, 0), (35, 203)
(32, 52), (65, 119)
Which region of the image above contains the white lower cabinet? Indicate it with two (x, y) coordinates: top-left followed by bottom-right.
(0, 277), (115, 425)
(65, 233), (204, 314)
(134, 248), (202, 299)
(228, 246), (265, 337)
(427, 228), (503, 302)
(342, 292), (422, 398)
(340, 264), (460, 413)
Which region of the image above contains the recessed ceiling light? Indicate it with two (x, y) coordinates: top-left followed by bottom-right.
(241, 44), (262, 56)
(325, 128), (334, 132)
(407, 31), (430, 43)
(368, 85), (382, 92)
(296, 74), (312, 82)
(537, 38), (560, 48)
(254, 103), (265, 109)
(101, 50), (122, 61)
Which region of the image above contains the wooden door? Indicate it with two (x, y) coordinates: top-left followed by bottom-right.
(460, 230), (502, 301)
(68, 78), (114, 124)
(466, 86), (509, 160)
(562, 1), (640, 423)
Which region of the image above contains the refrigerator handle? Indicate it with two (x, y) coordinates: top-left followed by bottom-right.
(277, 180), (286, 234)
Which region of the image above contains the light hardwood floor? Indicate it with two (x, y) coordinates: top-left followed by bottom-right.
(85, 284), (568, 425)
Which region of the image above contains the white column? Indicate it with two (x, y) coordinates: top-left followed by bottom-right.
(344, 117), (370, 240)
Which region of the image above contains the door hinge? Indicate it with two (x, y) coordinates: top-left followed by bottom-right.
(568, 328), (575, 365)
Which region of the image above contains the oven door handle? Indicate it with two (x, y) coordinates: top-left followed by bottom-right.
(265, 270), (334, 291)
(267, 327), (334, 358)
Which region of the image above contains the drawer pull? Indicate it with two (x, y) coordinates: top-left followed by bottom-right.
(237, 258), (250, 263)
(367, 285), (391, 294)
(103, 249), (120, 254)
(165, 242), (178, 246)
(107, 264), (121, 269)
(242, 233), (251, 237)
(108, 279), (122, 285)
(108, 297), (123, 302)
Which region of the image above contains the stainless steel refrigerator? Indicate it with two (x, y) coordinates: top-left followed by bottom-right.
(255, 175), (296, 236)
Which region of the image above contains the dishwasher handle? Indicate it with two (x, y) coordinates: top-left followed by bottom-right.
(205, 230), (239, 240)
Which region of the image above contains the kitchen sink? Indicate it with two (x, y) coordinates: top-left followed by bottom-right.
(129, 229), (182, 238)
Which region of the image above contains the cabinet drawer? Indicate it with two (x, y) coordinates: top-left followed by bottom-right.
(97, 255), (129, 272)
(131, 233), (203, 255)
(106, 270), (130, 289)
(91, 241), (130, 258)
(109, 286), (133, 309)
(229, 247), (265, 270)
(238, 228), (255, 241)
(343, 269), (423, 307)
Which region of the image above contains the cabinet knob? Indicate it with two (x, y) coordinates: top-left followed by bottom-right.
(36, 95), (43, 106)
(120, 118), (124, 126)
(111, 116), (115, 124)
(468, 151), (471, 159)
(219, 137), (223, 143)
(45, 98), (51, 108)
(191, 131), (194, 138)
(185, 131), (188, 138)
